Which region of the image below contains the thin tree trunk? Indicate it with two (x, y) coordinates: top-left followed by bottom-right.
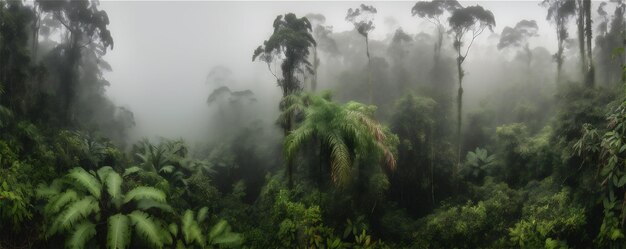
(577, 0), (587, 78)
(430, 123), (435, 209)
(366, 36), (372, 104)
(584, 0), (594, 87)
(312, 47), (318, 92)
(455, 55), (463, 181)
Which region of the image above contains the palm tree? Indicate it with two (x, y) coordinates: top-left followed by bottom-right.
(37, 166), (173, 249)
(283, 92), (397, 186)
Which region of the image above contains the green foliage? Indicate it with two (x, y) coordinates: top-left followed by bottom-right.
(38, 166), (172, 249)
(508, 189), (585, 249)
(461, 148), (495, 182)
(252, 13), (316, 96)
(284, 92), (397, 186)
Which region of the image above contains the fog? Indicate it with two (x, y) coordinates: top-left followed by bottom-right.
(99, 1), (561, 143)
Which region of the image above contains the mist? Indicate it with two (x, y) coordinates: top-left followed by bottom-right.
(2, 0), (626, 248)
(100, 1), (558, 143)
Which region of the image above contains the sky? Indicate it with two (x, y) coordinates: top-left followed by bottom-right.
(98, 1), (569, 142)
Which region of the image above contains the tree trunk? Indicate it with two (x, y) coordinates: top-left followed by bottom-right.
(455, 55), (464, 181)
(430, 123), (435, 209)
(584, 0), (594, 87)
(366, 36), (372, 104)
(577, 0), (587, 78)
(312, 47), (318, 92)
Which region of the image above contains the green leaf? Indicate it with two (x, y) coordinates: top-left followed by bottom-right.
(209, 220), (228, 240)
(182, 210), (204, 246)
(136, 199), (173, 213)
(128, 211), (164, 248)
(66, 221), (96, 249)
(124, 186), (166, 204)
(107, 214), (130, 249)
(46, 190), (79, 215)
(67, 167), (102, 199)
(105, 172), (123, 208)
(123, 166), (143, 177)
(51, 197), (99, 235)
(618, 175), (626, 188)
(97, 166), (115, 183)
(196, 207), (209, 223)
(212, 233), (243, 246)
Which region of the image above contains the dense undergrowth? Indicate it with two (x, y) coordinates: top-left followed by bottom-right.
(1, 0), (626, 248)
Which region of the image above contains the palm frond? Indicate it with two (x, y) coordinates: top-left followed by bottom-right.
(67, 167), (102, 199)
(124, 186), (166, 204)
(128, 211), (166, 248)
(284, 126), (315, 161)
(123, 166), (143, 177)
(136, 199), (174, 213)
(196, 207), (209, 223)
(107, 214), (130, 249)
(97, 166), (115, 183)
(36, 180), (63, 199)
(208, 220), (243, 246)
(105, 171), (123, 208)
(328, 133), (352, 186)
(50, 197), (99, 235)
(66, 221), (96, 249)
(182, 210), (204, 246)
(45, 190), (79, 215)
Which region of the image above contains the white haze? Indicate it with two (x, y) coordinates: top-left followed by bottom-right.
(99, 1), (578, 144)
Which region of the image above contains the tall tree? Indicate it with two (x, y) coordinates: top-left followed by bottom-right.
(0, 1), (35, 115)
(411, 0), (461, 64)
(575, 0), (595, 86)
(542, 0), (576, 84)
(305, 13), (338, 92)
(583, 0), (595, 87)
(448, 5), (495, 178)
(252, 13), (316, 188)
(345, 4), (377, 104)
(498, 20), (539, 79)
(37, 0), (113, 125)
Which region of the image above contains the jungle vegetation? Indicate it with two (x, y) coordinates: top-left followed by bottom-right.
(1, 0), (626, 248)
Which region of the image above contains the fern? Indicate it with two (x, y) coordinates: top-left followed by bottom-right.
(182, 210), (204, 246)
(129, 210), (166, 248)
(66, 221), (96, 249)
(107, 214), (130, 249)
(46, 190), (79, 215)
(97, 166), (115, 183)
(136, 199), (174, 213)
(123, 166), (142, 177)
(67, 167), (102, 199)
(196, 207), (209, 223)
(208, 220), (243, 246)
(124, 186), (166, 204)
(51, 197), (99, 235)
(105, 171), (123, 208)
(36, 181), (62, 198)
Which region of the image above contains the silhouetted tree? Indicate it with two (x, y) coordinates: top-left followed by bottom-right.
(252, 13), (316, 188)
(411, 0), (461, 64)
(37, 0), (113, 125)
(346, 4), (377, 103)
(498, 20), (539, 78)
(542, 0), (576, 84)
(448, 5), (495, 177)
